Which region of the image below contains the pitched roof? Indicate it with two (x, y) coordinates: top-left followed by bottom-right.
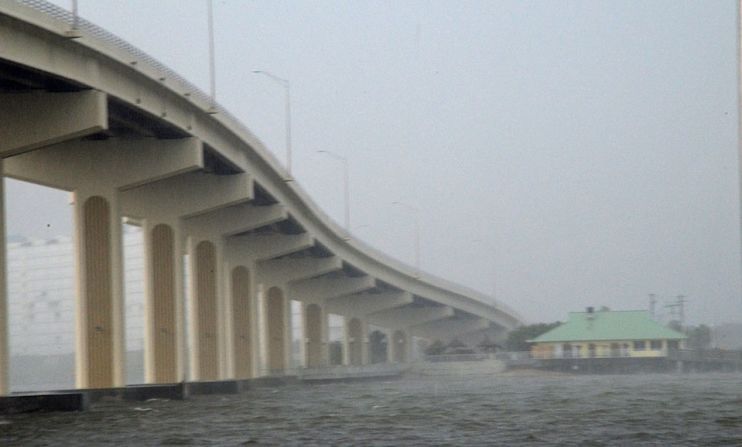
(529, 310), (686, 343)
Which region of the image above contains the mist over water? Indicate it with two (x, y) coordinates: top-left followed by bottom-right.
(1, 372), (740, 446)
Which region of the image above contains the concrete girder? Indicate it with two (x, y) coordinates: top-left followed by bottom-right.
(0, 90), (107, 157)
(452, 326), (508, 348)
(325, 291), (413, 317)
(289, 275), (376, 303)
(227, 232), (313, 264)
(367, 305), (454, 330)
(4, 137), (203, 191)
(411, 317), (491, 343)
(120, 171), (252, 220)
(183, 204), (287, 238)
(258, 256), (343, 285)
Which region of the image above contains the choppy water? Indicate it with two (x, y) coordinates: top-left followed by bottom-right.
(1, 372), (741, 446)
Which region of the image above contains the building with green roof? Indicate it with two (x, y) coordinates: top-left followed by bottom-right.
(529, 308), (686, 359)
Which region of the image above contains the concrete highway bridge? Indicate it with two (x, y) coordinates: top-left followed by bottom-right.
(0, 1), (523, 395)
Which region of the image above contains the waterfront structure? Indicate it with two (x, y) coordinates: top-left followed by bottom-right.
(529, 308), (686, 359)
(0, 1), (523, 395)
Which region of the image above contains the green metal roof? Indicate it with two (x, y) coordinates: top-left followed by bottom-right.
(529, 310), (686, 343)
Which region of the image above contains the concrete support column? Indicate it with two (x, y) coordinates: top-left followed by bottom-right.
(391, 329), (410, 363)
(304, 303), (326, 368)
(142, 219), (185, 384)
(73, 189), (125, 389)
(264, 286), (288, 374)
(0, 162), (7, 395)
(345, 317), (368, 366)
(231, 265), (252, 379)
(187, 237), (225, 381)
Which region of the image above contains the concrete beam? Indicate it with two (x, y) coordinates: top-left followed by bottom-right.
(258, 256), (343, 284)
(0, 90), (108, 157)
(120, 171), (252, 219)
(325, 291), (413, 317)
(368, 305), (454, 329)
(411, 317), (491, 342)
(184, 204), (287, 238)
(4, 137), (203, 191)
(289, 275), (376, 302)
(228, 232), (314, 262)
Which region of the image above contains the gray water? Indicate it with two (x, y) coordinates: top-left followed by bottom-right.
(1, 372), (741, 446)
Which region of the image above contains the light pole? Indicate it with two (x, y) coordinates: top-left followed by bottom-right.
(65, 0), (82, 38)
(207, 0), (216, 111)
(392, 201), (420, 276)
(252, 70), (292, 177)
(317, 150), (350, 232)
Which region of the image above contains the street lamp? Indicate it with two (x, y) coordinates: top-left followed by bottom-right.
(317, 150), (350, 232)
(252, 70), (292, 177)
(392, 201), (420, 276)
(65, 0), (82, 38)
(207, 0), (216, 111)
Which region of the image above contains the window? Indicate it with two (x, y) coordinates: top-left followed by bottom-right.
(633, 341), (646, 351)
(650, 340), (662, 350)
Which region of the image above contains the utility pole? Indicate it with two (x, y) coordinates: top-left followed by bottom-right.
(649, 293), (656, 320)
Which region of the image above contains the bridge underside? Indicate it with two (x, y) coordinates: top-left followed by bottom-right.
(0, 4), (521, 395)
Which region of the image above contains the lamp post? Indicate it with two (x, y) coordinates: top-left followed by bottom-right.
(392, 201), (420, 276)
(65, 0), (82, 38)
(207, 0), (216, 111)
(252, 70), (292, 177)
(317, 150), (350, 232)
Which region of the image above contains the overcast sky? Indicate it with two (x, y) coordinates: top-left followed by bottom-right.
(12, 0), (741, 325)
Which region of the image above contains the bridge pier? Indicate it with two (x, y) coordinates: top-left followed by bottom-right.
(141, 219), (185, 385)
(304, 303), (328, 368)
(122, 166), (257, 385)
(263, 285), (289, 375)
(187, 237), (226, 381)
(391, 329), (410, 363)
(73, 189), (126, 388)
(229, 265), (253, 379)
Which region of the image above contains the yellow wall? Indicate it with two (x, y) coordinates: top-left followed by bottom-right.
(530, 339), (682, 359)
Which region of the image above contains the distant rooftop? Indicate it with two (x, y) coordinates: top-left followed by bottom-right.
(529, 309), (686, 343)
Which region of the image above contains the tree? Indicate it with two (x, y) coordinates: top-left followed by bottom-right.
(504, 322), (561, 351)
(668, 320), (683, 333)
(424, 339), (446, 356)
(477, 335), (499, 353)
(685, 324), (712, 350)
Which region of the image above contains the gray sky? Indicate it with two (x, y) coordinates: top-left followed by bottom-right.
(13, 0), (741, 325)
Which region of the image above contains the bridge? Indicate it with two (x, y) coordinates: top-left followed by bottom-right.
(0, 0), (523, 396)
